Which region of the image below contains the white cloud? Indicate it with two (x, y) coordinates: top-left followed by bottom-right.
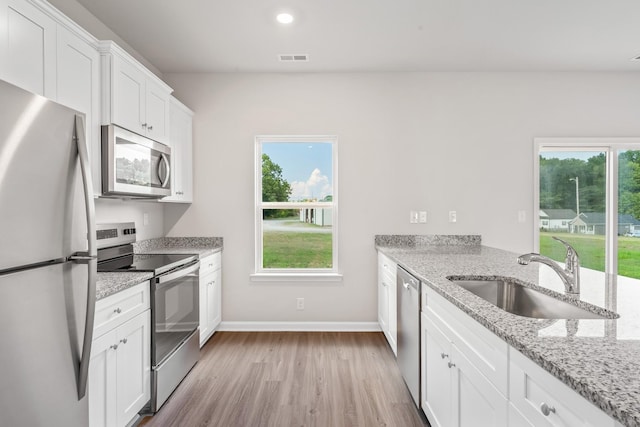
(290, 168), (331, 201)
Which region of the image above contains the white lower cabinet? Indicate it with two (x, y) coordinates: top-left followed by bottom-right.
(509, 348), (616, 427)
(421, 311), (508, 427)
(89, 282), (150, 427)
(419, 283), (619, 427)
(377, 252), (397, 355)
(199, 252), (222, 347)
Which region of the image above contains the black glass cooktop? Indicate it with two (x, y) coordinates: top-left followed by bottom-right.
(98, 253), (198, 276)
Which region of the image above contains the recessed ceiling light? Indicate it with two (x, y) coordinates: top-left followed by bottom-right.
(276, 13), (294, 24)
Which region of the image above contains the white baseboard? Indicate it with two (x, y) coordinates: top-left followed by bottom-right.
(218, 321), (381, 332)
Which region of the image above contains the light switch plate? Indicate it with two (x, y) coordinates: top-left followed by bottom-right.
(449, 211), (457, 223)
(419, 211), (427, 223)
(410, 211), (418, 224)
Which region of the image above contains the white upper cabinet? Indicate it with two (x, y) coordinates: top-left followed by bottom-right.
(99, 41), (172, 144)
(0, 0), (57, 98)
(161, 96), (194, 203)
(56, 24), (101, 196)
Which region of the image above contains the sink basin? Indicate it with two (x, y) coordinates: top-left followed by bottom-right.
(448, 277), (616, 320)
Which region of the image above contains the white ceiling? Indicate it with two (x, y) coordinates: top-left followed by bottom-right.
(75, 0), (640, 74)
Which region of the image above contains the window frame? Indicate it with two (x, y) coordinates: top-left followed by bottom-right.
(252, 135), (340, 281)
(534, 137), (640, 277)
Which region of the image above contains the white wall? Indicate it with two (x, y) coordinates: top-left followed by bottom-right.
(162, 72), (640, 323)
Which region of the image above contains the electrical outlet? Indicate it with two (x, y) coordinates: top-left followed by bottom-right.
(410, 211), (418, 224)
(296, 298), (304, 310)
(419, 211), (427, 223)
(449, 211), (457, 223)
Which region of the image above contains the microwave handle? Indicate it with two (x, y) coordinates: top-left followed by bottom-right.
(159, 153), (171, 188)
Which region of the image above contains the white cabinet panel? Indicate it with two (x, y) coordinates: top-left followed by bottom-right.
(161, 96), (193, 203)
(56, 25), (101, 196)
(0, 0), (56, 97)
(377, 252), (397, 355)
(421, 313), (452, 427)
(199, 252), (222, 347)
(111, 55), (146, 135)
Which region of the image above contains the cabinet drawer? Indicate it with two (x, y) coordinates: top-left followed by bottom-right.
(509, 348), (615, 427)
(425, 287), (509, 396)
(378, 253), (397, 282)
(94, 281), (150, 338)
(199, 252), (221, 276)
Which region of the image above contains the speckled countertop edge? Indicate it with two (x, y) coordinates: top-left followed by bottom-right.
(376, 235), (640, 427)
(96, 272), (153, 300)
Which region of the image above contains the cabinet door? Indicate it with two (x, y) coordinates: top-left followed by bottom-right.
(116, 310), (150, 427)
(208, 268), (222, 331)
(377, 275), (389, 336)
(452, 345), (508, 427)
(162, 97), (193, 203)
(89, 330), (118, 427)
(0, 0), (56, 97)
(145, 79), (170, 144)
(56, 26), (101, 196)
(111, 56), (146, 135)
(421, 313), (452, 427)
(199, 270), (215, 347)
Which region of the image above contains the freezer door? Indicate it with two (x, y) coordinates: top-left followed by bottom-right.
(0, 79), (88, 271)
(0, 261), (90, 427)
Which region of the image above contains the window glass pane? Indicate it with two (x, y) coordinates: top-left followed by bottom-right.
(539, 151), (606, 273)
(262, 142), (333, 202)
(618, 150), (640, 280)
(262, 208), (333, 269)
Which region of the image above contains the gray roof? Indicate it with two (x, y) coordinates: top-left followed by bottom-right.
(540, 209), (576, 220)
(578, 212), (640, 225)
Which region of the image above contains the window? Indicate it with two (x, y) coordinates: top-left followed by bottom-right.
(253, 136), (339, 280)
(535, 138), (640, 284)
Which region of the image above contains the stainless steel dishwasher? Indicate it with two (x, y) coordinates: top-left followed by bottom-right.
(397, 266), (421, 407)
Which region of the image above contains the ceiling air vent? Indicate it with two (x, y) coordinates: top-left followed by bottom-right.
(278, 54), (309, 62)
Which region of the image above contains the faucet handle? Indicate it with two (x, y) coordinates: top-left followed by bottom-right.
(551, 237), (579, 259)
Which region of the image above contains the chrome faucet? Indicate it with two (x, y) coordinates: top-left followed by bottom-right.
(517, 237), (580, 296)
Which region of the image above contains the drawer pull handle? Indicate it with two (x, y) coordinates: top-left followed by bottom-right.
(440, 352), (448, 359)
(540, 403), (556, 416)
(120, 338), (128, 345)
(113, 308), (122, 314)
(447, 362), (455, 369)
(110, 344), (118, 350)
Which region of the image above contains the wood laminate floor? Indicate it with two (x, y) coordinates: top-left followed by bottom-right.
(139, 331), (430, 427)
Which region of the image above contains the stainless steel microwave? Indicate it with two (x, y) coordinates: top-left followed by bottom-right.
(101, 124), (171, 198)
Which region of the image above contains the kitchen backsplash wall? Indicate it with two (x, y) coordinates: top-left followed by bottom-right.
(95, 198), (164, 241)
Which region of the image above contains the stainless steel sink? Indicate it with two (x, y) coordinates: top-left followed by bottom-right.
(448, 277), (616, 320)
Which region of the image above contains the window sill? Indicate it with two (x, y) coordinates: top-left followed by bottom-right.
(250, 273), (343, 282)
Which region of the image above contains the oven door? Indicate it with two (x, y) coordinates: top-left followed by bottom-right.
(102, 124), (171, 198)
(151, 261), (199, 366)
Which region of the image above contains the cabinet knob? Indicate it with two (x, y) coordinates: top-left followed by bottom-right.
(110, 344), (119, 350)
(540, 402), (556, 416)
(141, 123), (147, 128)
(113, 308), (122, 314)
(440, 352), (449, 359)
(447, 362), (455, 369)
(120, 338), (128, 345)
(148, 125), (153, 131)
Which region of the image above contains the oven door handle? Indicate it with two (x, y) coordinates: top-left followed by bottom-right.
(156, 262), (200, 285)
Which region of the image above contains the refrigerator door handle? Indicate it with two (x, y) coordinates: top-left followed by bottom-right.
(73, 114), (97, 400)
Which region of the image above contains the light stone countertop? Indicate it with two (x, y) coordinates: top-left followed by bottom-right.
(376, 235), (640, 427)
(96, 271), (153, 300)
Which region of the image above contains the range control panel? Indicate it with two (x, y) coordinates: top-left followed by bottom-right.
(96, 222), (136, 249)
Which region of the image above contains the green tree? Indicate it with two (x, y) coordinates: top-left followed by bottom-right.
(262, 154), (293, 219)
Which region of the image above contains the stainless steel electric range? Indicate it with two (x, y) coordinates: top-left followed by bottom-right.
(97, 222), (200, 413)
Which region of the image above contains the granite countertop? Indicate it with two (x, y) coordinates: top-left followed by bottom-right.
(376, 235), (640, 427)
(96, 271), (154, 300)
(134, 237), (223, 258)
(96, 237), (223, 301)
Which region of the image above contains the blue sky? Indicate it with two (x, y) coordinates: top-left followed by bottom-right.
(263, 142), (333, 201)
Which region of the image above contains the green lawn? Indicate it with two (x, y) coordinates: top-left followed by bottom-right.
(540, 232), (640, 279)
(263, 228), (332, 268)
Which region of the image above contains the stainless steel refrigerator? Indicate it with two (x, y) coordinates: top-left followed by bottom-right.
(0, 79), (97, 426)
